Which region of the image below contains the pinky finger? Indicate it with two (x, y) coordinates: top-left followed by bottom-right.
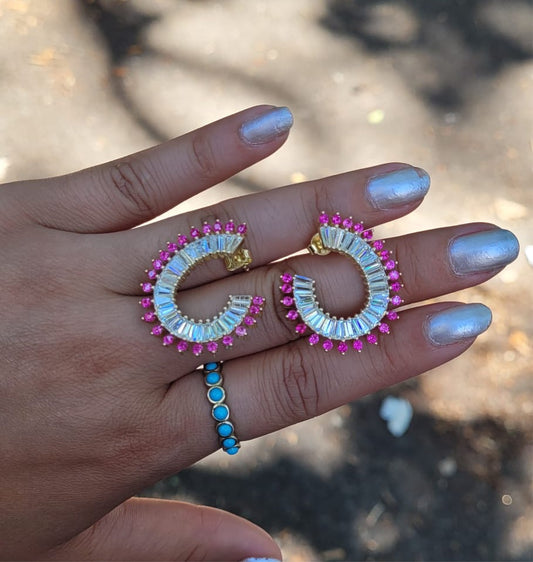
(163, 302), (492, 462)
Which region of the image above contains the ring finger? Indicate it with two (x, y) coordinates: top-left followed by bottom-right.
(125, 222), (518, 379)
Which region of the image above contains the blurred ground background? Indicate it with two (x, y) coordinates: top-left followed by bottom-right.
(0, 0), (532, 560)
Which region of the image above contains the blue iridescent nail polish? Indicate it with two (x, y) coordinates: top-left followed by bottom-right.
(240, 107), (293, 145)
(367, 167), (430, 210)
(425, 303), (492, 346)
(449, 229), (520, 275)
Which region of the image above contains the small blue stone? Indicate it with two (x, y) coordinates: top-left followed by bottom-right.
(205, 372), (221, 385)
(222, 438), (236, 448)
(204, 362), (218, 371)
(208, 387), (223, 402)
(213, 404), (229, 421)
(225, 446), (239, 455)
(217, 422), (233, 437)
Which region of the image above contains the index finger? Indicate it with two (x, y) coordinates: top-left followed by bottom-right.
(2, 105), (293, 233)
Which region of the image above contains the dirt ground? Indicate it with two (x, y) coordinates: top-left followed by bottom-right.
(1, 1), (531, 560)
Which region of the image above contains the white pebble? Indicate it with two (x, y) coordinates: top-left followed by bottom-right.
(379, 396), (413, 437)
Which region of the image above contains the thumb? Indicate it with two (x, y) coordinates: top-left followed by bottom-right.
(45, 497), (281, 562)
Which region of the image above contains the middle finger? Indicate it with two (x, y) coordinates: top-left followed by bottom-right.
(100, 163), (431, 295)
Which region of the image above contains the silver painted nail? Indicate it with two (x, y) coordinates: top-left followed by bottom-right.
(366, 167), (430, 210)
(449, 229), (520, 275)
(425, 303), (492, 346)
(241, 559), (282, 562)
(239, 106), (293, 145)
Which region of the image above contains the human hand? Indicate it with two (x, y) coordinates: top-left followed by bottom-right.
(0, 106), (519, 560)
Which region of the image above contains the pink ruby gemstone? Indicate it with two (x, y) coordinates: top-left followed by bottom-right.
(236, 326), (247, 337)
(373, 240), (384, 251)
(202, 224), (212, 234)
(163, 335), (175, 346)
(249, 305), (261, 315)
(391, 295), (402, 306)
(252, 296), (265, 306)
(282, 296), (294, 307)
(190, 227), (200, 238)
(362, 229), (373, 240)
(342, 217), (354, 229)
(147, 269), (157, 280)
(151, 325), (163, 336)
(176, 340), (188, 352)
(309, 333), (320, 345)
(143, 312), (156, 322)
(237, 223), (247, 234)
(207, 341), (218, 353)
(379, 323), (390, 334)
(353, 340), (363, 352)
(159, 251), (170, 261)
(319, 213), (329, 224)
(281, 273), (293, 283)
(178, 235), (188, 246)
(331, 213), (342, 225)
(338, 341), (348, 354)
(213, 221), (222, 232)
(167, 242), (178, 252)
(225, 221), (235, 233)
(391, 282), (401, 292)
(281, 283), (292, 294)
(287, 309), (299, 321)
(222, 335), (233, 347)
(385, 259), (396, 270)
(244, 316), (255, 326)
(354, 222), (364, 232)
(142, 283), (153, 293)
(141, 297), (152, 308)
(192, 343), (203, 356)
(367, 334), (378, 345)
(389, 270), (400, 281)
(380, 250), (390, 260)
(153, 259), (164, 270)
(387, 311), (399, 321)
(295, 323), (306, 334)
(323, 340), (334, 352)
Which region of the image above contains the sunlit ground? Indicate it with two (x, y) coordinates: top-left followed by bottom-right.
(1, 0), (531, 559)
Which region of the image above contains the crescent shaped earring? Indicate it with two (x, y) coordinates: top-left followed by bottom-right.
(140, 219), (264, 356)
(281, 212), (403, 354)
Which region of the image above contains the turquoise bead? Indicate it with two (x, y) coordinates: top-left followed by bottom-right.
(205, 372), (221, 385)
(205, 362), (218, 371)
(225, 446), (239, 455)
(217, 422), (233, 437)
(208, 387), (224, 402)
(213, 404), (229, 421)
(222, 437), (236, 448)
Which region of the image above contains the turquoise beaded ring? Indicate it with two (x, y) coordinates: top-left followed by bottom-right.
(203, 361), (240, 455)
(281, 212), (403, 354)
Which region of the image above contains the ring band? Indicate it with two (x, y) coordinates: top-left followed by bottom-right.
(202, 361), (241, 455)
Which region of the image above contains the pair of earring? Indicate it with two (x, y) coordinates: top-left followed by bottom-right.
(140, 214), (403, 357)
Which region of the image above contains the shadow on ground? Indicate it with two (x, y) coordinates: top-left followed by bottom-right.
(321, 0), (533, 109)
(144, 391), (530, 561)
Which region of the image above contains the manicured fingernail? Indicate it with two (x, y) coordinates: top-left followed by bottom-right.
(366, 167), (430, 210)
(449, 229), (520, 275)
(240, 107), (293, 145)
(425, 303), (492, 346)
(241, 558), (281, 562)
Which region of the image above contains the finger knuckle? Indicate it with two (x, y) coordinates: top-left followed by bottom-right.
(107, 160), (157, 218)
(189, 133), (218, 180)
(276, 346), (320, 421)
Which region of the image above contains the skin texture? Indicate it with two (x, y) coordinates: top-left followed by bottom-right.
(0, 106), (516, 560)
